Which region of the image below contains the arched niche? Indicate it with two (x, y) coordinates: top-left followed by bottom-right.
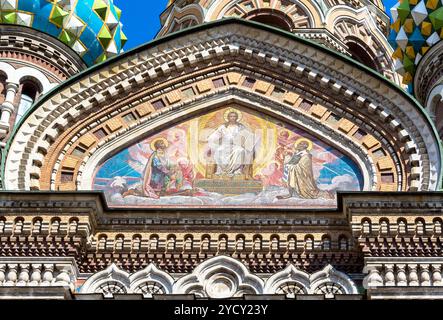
(345, 39), (381, 72)
(90, 104), (365, 209)
(244, 9), (297, 32)
(426, 84), (443, 139)
(206, 0), (318, 28)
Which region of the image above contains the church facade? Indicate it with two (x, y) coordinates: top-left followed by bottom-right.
(0, 0), (443, 300)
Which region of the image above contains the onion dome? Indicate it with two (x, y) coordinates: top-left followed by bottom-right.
(0, 0), (127, 66)
(389, 0), (443, 86)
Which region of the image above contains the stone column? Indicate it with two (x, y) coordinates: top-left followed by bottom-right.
(364, 266), (383, 288)
(4, 264), (18, 287)
(41, 264), (54, 286)
(384, 264), (396, 286)
(396, 264), (407, 286)
(432, 265), (443, 287)
(420, 264), (431, 286)
(0, 264), (6, 286)
(55, 265), (72, 289)
(0, 82), (19, 135)
(16, 264), (30, 287)
(29, 264), (42, 286)
(408, 264), (419, 286)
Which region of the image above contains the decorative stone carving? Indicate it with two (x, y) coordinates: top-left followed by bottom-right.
(173, 256), (264, 298)
(264, 264), (311, 296)
(365, 268), (383, 288)
(95, 282), (127, 297)
(363, 259), (443, 289)
(0, 261), (76, 290)
(81, 263), (175, 298)
(80, 264), (130, 297)
(129, 264), (174, 298)
(309, 265), (359, 296)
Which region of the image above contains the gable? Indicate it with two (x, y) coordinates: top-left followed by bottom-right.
(3, 19), (441, 199)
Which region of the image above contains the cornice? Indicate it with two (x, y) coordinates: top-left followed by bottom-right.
(0, 24), (86, 78)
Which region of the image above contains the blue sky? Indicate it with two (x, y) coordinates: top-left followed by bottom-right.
(117, 0), (169, 50)
(117, 0), (397, 51)
(384, 0), (397, 19)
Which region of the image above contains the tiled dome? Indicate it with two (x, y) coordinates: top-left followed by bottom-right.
(389, 0), (443, 86)
(0, 0), (127, 66)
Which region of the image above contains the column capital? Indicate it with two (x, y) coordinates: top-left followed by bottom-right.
(0, 101), (14, 113)
(5, 82), (19, 91)
(0, 121), (11, 133)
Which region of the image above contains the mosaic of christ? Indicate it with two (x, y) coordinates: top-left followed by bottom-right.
(93, 106), (363, 208)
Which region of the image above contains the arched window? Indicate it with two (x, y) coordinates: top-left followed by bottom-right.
(322, 235), (331, 251)
(184, 235), (193, 251)
(167, 235), (176, 251)
(270, 235), (279, 251)
(435, 101), (443, 137)
(16, 80), (40, 125)
(201, 235), (211, 251)
(0, 74), (7, 105)
(276, 282), (306, 298)
(132, 235), (142, 251)
(287, 235), (297, 251)
(236, 235), (245, 251)
(133, 281), (167, 298)
(50, 218), (61, 234)
(339, 236), (349, 251)
(149, 235), (159, 251)
(115, 235), (124, 251)
(96, 281), (127, 298)
(345, 39), (381, 72)
(32, 217), (43, 234)
(305, 235), (314, 251)
(170, 18), (198, 33)
(244, 9), (296, 32)
(14, 217), (24, 234)
(0, 217), (6, 233)
(253, 235), (262, 251)
(362, 219), (371, 235)
(313, 282), (346, 298)
(434, 219), (442, 235)
(218, 235), (228, 251)
(68, 218), (78, 234)
(379, 219), (389, 236)
(397, 218), (407, 235)
(415, 218), (425, 236)
(98, 234), (108, 250)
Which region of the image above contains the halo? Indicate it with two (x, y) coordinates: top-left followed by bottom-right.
(223, 108), (243, 122)
(294, 138), (313, 151)
(150, 137), (169, 151)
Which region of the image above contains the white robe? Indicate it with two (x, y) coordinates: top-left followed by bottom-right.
(208, 123), (254, 176)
